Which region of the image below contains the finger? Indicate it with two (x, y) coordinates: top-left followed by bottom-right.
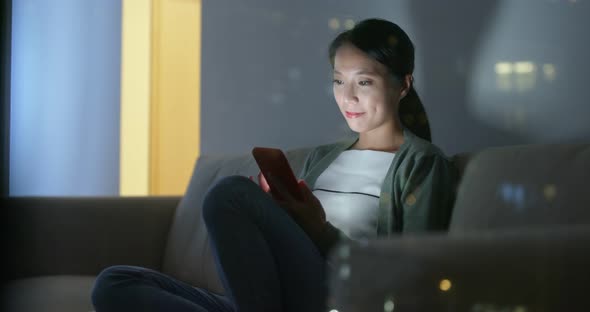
(300, 180), (323, 209)
(258, 172), (271, 193)
(298, 180), (314, 202)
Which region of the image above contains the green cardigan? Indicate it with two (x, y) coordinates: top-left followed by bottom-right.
(298, 129), (457, 256)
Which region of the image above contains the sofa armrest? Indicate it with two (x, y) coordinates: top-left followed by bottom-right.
(2, 196), (180, 280)
(327, 227), (590, 311)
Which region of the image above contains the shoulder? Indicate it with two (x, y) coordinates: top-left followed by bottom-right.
(402, 129), (447, 157)
(396, 129), (453, 175)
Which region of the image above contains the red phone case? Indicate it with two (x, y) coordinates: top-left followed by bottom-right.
(252, 147), (303, 201)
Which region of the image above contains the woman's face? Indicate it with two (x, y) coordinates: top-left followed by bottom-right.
(332, 43), (405, 135)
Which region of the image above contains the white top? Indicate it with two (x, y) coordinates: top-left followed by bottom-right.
(312, 149), (395, 239)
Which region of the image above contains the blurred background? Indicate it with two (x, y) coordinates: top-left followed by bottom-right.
(3, 0), (589, 196)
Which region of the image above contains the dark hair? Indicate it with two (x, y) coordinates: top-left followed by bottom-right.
(329, 18), (431, 142)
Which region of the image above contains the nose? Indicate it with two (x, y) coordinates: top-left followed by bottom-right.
(343, 84), (358, 104)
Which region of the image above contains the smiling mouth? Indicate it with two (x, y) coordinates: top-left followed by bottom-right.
(345, 111), (365, 118)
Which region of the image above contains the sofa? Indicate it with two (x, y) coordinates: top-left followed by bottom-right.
(1, 143), (588, 311)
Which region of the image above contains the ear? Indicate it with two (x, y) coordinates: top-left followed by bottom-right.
(399, 75), (413, 99)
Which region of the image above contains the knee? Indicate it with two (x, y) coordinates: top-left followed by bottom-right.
(202, 175), (254, 224)
(91, 265), (135, 310)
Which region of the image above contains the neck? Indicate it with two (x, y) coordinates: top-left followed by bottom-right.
(352, 122), (405, 153)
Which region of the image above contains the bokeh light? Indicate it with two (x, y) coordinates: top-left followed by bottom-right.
(384, 299), (395, 312)
(514, 61), (536, 74)
(543, 184), (557, 201)
(495, 62), (513, 75)
(439, 279), (452, 291)
(542, 64), (556, 81)
(329, 18), (340, 30)
(339, 264), (350, 280)
(344, 19), (355, 30)
(405, 193), (417, 206)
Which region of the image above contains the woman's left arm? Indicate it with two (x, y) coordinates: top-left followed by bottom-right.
(401, 154), (457, 232)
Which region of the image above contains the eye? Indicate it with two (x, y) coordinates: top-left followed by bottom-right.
(333, 79), (343, 85)
(359, 80), (373, 86)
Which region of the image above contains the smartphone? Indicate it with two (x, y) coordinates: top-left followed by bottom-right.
(252, 147), (303, 201)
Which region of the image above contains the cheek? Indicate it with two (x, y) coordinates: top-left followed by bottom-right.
(361, 90), (386, 109)
(333, 88), (344, 106)
(365, 96), (395, 118)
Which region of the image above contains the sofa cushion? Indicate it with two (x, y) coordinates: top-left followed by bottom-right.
(1, 275), (96, 312)
(162, 148), (312, 294)
(450, 144), (590, 233)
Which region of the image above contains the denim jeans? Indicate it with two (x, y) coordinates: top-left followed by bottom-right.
(91, 175), (328, 312)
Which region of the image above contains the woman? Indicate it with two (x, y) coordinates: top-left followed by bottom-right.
(92, 18), (456, 312)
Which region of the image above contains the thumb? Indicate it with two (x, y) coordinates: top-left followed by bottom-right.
(298, 180), (313, 200)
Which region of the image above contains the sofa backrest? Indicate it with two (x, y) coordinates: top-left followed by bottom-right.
(162, 148), (313, 294)
(450, 144), (590, 233)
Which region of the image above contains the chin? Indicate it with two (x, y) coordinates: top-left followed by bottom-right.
(346, 122), (368, 134)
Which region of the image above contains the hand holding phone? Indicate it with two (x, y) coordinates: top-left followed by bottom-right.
(252, 147), (303, 201)
(252, 147), (329, 249)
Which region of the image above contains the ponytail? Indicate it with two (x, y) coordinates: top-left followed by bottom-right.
(398, 85), (431, 142)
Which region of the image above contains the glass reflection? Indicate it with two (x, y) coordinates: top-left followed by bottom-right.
(499, 182), (526, 210)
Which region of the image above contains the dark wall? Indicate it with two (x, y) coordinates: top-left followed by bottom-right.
(200, 0), (590, 156)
